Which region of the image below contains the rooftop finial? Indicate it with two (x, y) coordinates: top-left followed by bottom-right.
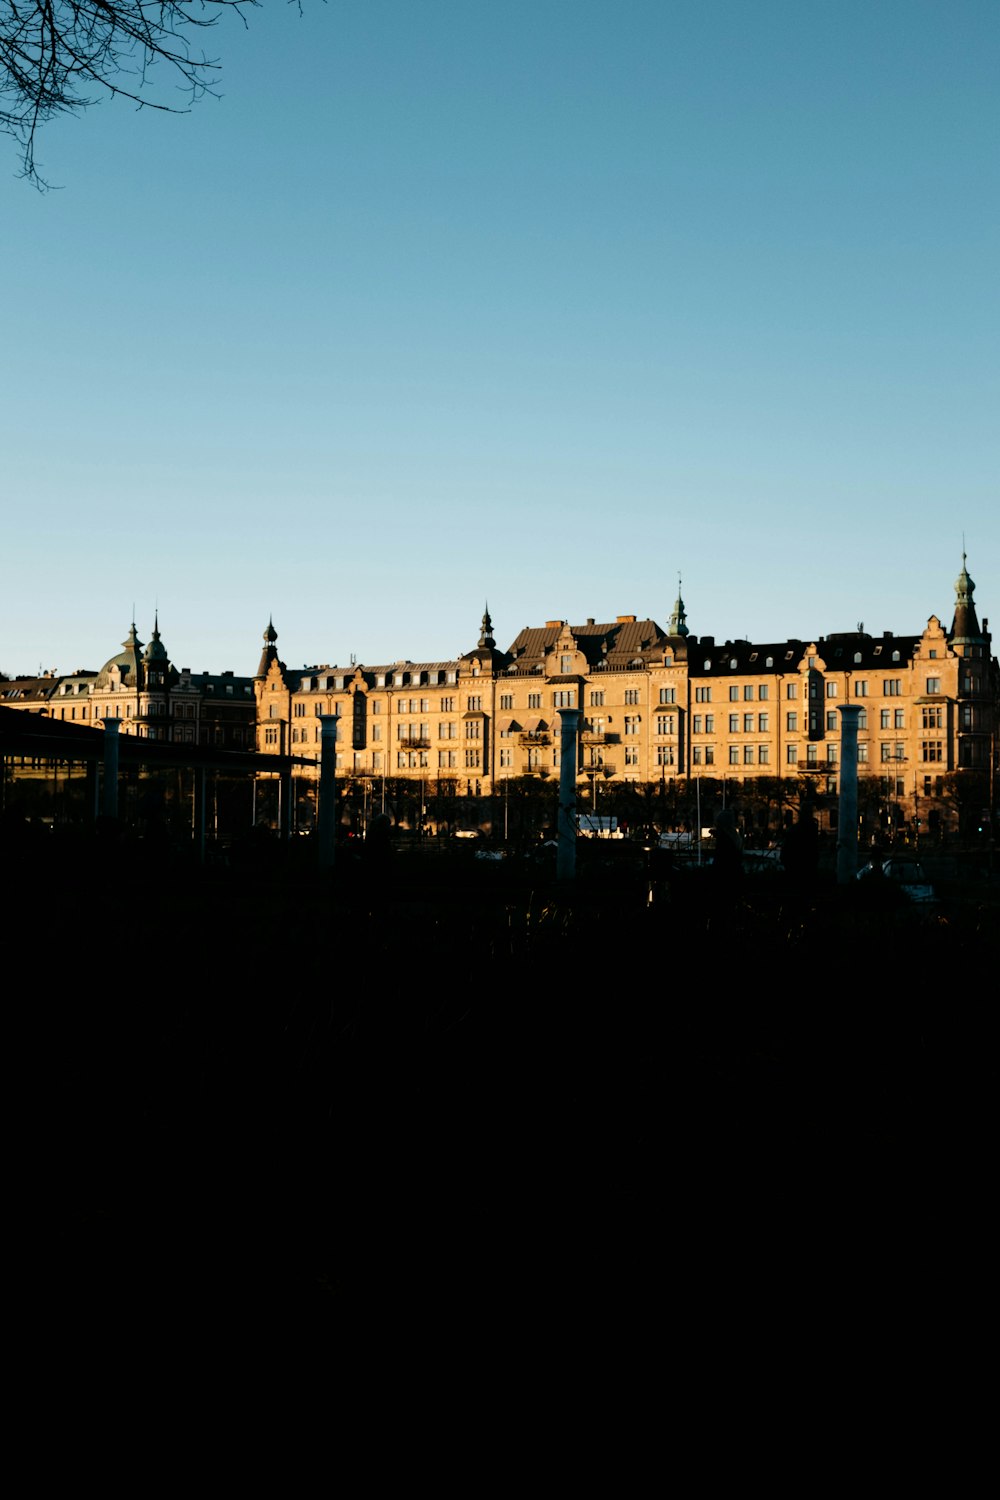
(479, 602), (496, 651)
(668, 575), (689, 637)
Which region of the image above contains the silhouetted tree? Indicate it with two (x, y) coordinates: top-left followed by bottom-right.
(1, 0), (288, 185)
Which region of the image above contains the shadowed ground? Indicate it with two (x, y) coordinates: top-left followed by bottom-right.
(11, 827), (996, 1349)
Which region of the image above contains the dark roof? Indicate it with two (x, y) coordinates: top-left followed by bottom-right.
(505, 619), (668, 672)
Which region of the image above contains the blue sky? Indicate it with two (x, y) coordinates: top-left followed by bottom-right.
(2, 0), (997, 676)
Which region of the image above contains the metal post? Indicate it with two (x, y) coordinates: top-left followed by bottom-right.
(557, 708), (580, 881)
(317, 713), (340, 871)
(102, 718), (121, 820)
(837, 705), (862, 883)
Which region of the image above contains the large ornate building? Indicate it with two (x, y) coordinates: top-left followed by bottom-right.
(253, 560), (997, 825)
(2, 616), (256, 751)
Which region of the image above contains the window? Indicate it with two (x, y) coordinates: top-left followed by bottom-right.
(624, 715), (640, 735)
(759, 746), (769, 765)
(786, 683), (797, 699)
(464, 749), (480, 768)
(826, 682), (837, 698)
(894, 709), (905, 730)
(827, 745), (838, 766)
(806, 744), (818, 765)
(786, 712), (798, 732)
(729, 686), (739, 702)
(440, 697), (454, 712)
(560, 654), (573, 674)
(743, 685), (754, 701)
(809, 679), (819, 699)
(659, 688), (675, 705)
(758, 713), (769, 733)
(371, 723), (381, 742)
(921, 742), (943, 762)
(705, 715), (714, 733)
(858, 743), (868, 764)
(926, 677), (941, 695)
(591, 691), (605, 707)
(743, 714), (754, 733)
(695, 687), (711, 702)
(625, 689), (640, 705)
(880, 709), (891, 729)
(884, 679), (901, 696)
(500, 693), (514, 710)
(467, 695), (482, 712)
(437, 750), (455, 769)
(826, 711), (837, 731)
(464, 720), (481, 739)
(625, 747), (639, 766)
(294, 702), (306, 717)
(553, 690), (576, 708)
(786, 745), (797, 764)
(656, 715), (675, 735)
(657, 746), (675, 767)
(758, 684), (769, 701)
(704, 747), (715, 766)
(440, 722), (457, 739)
(857, 709), (867, 730)
(744, 747), (754, 765)
(729, 714), (739, 733)
(500, 748), (512, 768)
(528, 692), (542, 709)
(729, 746), (739, 765)
(692, 747), (703, 765)
(922, 706), (942, 730)
(855, 681), (868, 697)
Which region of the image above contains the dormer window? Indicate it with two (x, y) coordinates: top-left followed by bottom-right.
(730, 658), (737, 669)
(854, 652), (862, 664)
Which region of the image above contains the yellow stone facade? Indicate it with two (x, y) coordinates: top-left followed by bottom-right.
(253, 564), (998, 827)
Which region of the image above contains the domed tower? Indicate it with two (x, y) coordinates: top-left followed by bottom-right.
(140, 612), (174, 738)
(91, 622), (146, 731)
(667, 576), (690, 639)
(257, 618), (280, 679)
(949, 553), (984, 653)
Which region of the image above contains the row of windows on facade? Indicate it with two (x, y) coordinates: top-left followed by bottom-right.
(275, 673), (973, 725)
(276, 701), (977, 748)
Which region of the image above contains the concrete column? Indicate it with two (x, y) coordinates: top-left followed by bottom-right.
(317, 713), (341, 871)
(102, 718), (121, 820)
(557, 708), (581, 881)
(837, 704), (862, 884)
(194, 765), (207, 863)
(279, 767), (292, 841)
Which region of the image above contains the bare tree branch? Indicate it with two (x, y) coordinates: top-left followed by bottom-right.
(1, 1), (271, 186)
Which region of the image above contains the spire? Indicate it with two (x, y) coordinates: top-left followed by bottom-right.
(478, 602), (496, 651)
(950, 552), (982, 646)
(668, 575), (689, 637)
(144, 610), (168, 663)
(257, 617), (280, 678)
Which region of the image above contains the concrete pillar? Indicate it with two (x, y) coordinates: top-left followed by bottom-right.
(194, 765), (207, 863)
(317, 714), (341, 871)
(837, 704), (862, 884)
(557, 708), (581, 881)
(279, 767), (292, 841)
(102, 718), (121, 820)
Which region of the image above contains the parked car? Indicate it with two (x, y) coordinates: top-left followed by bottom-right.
(857, 857), (936, 903)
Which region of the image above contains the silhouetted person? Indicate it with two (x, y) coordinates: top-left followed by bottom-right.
(781, 810), (819, 884)
(362, 813), (393, 883)
(712, 807), (743, 896)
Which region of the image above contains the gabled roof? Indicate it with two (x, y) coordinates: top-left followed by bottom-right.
(505, 618), (668, 672)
